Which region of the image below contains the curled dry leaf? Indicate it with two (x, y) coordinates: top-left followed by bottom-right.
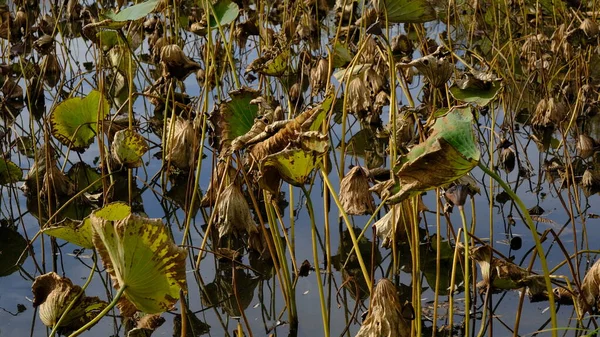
(373, 199), (420, 248)
(165, 116), (199, 169)
(32, 272), (108, 335)
(400, 46), (453, 88)
(42, 163), (76, 199)
(347, 77), (371, 115)
(215, 183), (259, 238)
(579, 259), (600, 314)
(355, 278), (411, 337)
(160, 44), (201, 80)
(340, 166), (375, 215)
(531, 97), (568, 128)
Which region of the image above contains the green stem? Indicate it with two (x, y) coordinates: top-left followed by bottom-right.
(301, 186), (330, 337)
(67, 285), (127, 337)
(478, 162), (557, 336)
(459, 206), (470, 337)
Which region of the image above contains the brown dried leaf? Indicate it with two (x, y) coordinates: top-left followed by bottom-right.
(340, 166), (375, 215)
(355, 279), (411, 337)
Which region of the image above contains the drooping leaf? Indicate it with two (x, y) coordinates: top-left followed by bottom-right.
(209, 0), (240, 28)
(355, 279), (412, 337)
(91, 208), (187, 316)
(0, 158), (22, 184)
(0, 226), (28, 276)
(50, 90), (110, 151)
(67, 162), (102, 194)
(32, 272), (108, 335)
(580, 258), (600, 314)
(332, 42), (353, 68)
(260, 132), (329, 187)
(449, 71), (503, 106)
(111, 129), (148, 168)
(388, 106), (480, 203)
(378, 0), (437, 23)
(246, 48), (290, 76)
(42, 218), (94, 249)
(104, 0), (161, 22)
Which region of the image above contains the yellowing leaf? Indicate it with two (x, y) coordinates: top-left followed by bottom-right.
(111, 129), (148, 168)
(50, 90), (110, 151)
(42, 218), (94, 249)
(91, 210), (187, 316)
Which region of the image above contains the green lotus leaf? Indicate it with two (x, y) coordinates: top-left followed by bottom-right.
(261, 133), (329, 186)
(42, 218), (94, 249)
(0, 226), (28, 276)
(333, 42), (353, 68)
(32, 272), (108, 335)
(307, 89), (336, 132)
(209, 0), (239, 28)
(91, 211), (187, 316)
(111, 129), (148, 168)
(215, 87), (260, 151)
(50, 90), (110, 151)
(388, 106), (479, 203)
(104, 0), (161, 22)
(449, 72), (502, 106)
(249, 49), (290, 76)
(378, 0), (437, 23)
(0, 158), (22, 184)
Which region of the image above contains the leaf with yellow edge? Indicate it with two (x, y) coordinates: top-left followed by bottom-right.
(111, 129), (148, 168)
(260, 131), (329, 186)
(42, 218), (94, 249)
(42, 203), (132, 249)
(91, 209), (187, 316)
(50, 90), (109, 151)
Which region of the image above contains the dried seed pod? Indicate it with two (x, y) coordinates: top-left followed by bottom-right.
(531, 97), (568, 128)
(499, 147), (516, 173)
(310, 58), (329, 96)
(581, 18), (599, 38)
(165, 116), (200, 170)
(347, 77), (371, 114)
(444, 184), (469, 207)
(160, 44), (201, 80)
(215, 183), (259, 238)
(577, 134), (597, 159)
(339, 166), (375, 215)
(355, 279), (412, 337)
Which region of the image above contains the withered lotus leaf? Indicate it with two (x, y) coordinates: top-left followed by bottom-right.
(355, 278), (411, 337)
(32, 272), (107, 335)
(579, 259), (600, 314)
(91, 207), (187, 316)
(165, 116), (199, 169)
(372, 200), (417, 248)
(214, 183), (259, 238)
(388, 105), (479, 203)
(339, 166), (375, 215)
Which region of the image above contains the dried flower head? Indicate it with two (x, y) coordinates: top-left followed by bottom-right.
(339, 166), (375, 215)
(215, 183), (259, 238)
(577, 134), (597, 159)
(160, 44), (202, 80)
(355, 278), (411, 337)
(347, 77), (371, 115)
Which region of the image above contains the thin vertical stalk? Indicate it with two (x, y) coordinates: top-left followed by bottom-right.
(458, 206), (470, 337)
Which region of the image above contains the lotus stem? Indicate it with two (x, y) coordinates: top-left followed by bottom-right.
(302, 186), (330, 337)
(478, 162), (558, 337)
(458, 206), (470, 337)
(68, 285), (127, 337)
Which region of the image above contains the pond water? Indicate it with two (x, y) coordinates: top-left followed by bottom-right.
(1, 0), (600, 337)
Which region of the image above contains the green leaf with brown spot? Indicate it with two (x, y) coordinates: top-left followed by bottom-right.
(0, 158), (22, 184)
(111, 129), (148, 168)
(50, 90), (109, 151)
